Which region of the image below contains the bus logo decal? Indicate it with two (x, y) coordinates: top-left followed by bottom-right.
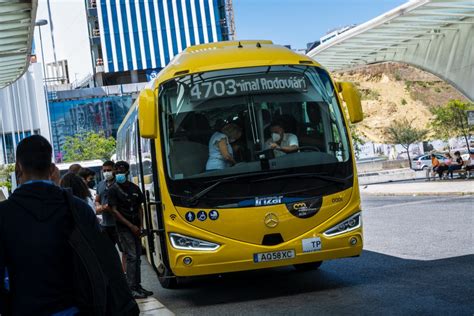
(264, 213), (279, 228)
(286, 197), (322, 219)
(255, 196), (283, 206)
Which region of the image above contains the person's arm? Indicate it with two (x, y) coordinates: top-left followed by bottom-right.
(276, 134), (299, 153)
(217, 138), (236, 165)
(111, 205), (140, 236)
(94, 193), (104, 214)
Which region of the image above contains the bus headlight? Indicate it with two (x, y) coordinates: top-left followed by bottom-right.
(323, 212), (361, 237)
(169, 233), (220, 251)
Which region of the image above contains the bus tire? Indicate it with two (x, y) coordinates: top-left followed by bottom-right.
(158, 267), (179, 289)
(293, 261), (323, 271)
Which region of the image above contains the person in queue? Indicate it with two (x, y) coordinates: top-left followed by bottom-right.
(265, 120), (299, 157)
(95, 161), (122, 256)
(68, 163), (82, 174)
(60, 173), (96, 212)
(206, 122), (242, 170)
(0, 136), (100, 314)
(447, 151), (463, 179)
(78, 167), (96, 190)
(107, 161), (153, 299)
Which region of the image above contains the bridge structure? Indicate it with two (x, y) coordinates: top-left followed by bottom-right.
(0, 0), (37, 89)
(308, 0), (474, 101)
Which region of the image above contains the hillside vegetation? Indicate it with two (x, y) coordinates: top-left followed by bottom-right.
(333, 62), (469, 143)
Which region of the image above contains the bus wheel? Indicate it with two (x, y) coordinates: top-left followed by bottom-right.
(293, 261), (323, 271)
(158, 267), (179, 289)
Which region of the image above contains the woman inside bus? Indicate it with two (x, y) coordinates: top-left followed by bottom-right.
(206, 122), (242, 171)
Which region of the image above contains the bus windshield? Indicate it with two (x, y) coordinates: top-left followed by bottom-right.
(160, 65), (350, 180)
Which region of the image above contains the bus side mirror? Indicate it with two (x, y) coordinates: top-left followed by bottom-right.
(138, 88), (158, 138)
(337, 82), (363, 123)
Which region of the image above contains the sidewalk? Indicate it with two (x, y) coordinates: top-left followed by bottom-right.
(360, 179), (474, 196)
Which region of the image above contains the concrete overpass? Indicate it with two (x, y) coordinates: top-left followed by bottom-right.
(0, 0), (38, 89)
(308, 0), (474, 101)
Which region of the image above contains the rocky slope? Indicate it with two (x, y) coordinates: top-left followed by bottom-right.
(333, 62), (469, 143)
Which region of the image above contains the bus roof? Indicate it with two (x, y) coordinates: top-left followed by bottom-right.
(56, 159), (104, 171)
(151, 40), (322, 89)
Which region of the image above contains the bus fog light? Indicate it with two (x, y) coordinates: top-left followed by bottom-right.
(169, 233), (220, 251)
(183, 257), (193, 265)
(323, 212), (362, 237)
(349, 237), (358, 246)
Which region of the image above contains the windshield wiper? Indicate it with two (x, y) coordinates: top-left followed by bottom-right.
(251, 172), (352, 185)
(183, 171), (285, 206)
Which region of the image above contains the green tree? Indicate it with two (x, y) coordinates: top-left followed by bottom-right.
(350, 124), (365, 159)
(385, 118), (428, 167)
(62, 132), (116, 162)
(430, 99), (474, 152)
(0, 164), (15, 192)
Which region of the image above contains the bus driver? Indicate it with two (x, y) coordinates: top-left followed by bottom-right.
(265, 120), (299, 157)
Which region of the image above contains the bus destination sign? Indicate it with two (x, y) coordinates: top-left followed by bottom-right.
(189, 74), (308, 101)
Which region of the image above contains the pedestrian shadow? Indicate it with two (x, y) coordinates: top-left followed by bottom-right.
(153, 250), (474, 314)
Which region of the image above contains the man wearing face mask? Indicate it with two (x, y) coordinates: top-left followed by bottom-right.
(265, 120), (299, 157)
(95, 161), (118, 244)
(107, 161), (153, 299)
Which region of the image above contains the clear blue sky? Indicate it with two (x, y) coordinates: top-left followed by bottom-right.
(234, 0), (407, 49)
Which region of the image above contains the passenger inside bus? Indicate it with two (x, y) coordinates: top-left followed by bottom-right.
(298, 102), (326, 151)
(206, 123), (243, 171)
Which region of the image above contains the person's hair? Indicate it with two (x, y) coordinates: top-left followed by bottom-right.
(270, 119), (285, 130)
(68, 163), (82, 174)
(445, 153), (452, 158)
(431, 153), (436, 158)
(78, 167), (95, 180)
(60, 173), (91, 200)
(102, 160), (115, 168)
(454, 151), (460, 156)
(221, 123), (242, 139)
(115, 161), (130, 172)
(16, 135), (52, 176)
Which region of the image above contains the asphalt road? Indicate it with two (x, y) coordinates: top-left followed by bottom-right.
(141, 195), (474, 315)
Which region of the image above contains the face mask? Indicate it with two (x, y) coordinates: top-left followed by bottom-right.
(116, 173), (127, 184)
(271, 133), (281, 142)
(87, 180), (96, 189)
(103, 171), (114, 181)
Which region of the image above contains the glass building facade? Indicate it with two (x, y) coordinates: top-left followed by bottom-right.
(49, 95), (132, 162)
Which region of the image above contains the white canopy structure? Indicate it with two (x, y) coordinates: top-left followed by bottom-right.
(0, 0), (38, 89)
(308, 0), (474, 101)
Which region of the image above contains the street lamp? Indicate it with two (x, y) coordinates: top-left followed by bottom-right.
(35, 19), (48, 82)
(35, 19), (54, 160)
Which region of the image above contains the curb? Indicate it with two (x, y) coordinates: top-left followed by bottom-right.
(137, 297), (174, 316)
(360, 191), (474, 196)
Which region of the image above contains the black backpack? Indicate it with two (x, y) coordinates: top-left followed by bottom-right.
(64, 190), (139, 315)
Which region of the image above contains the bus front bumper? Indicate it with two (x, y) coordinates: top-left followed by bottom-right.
(167, 228), (363, 277)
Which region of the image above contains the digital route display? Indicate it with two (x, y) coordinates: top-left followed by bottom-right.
(189, 74), (308, 101)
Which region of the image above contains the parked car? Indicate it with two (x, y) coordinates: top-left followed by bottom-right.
(411, 153), (445, 170)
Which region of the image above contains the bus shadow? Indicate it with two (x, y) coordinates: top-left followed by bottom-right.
(148, 250), (474, 312)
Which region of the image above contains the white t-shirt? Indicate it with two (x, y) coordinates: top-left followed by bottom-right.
(265, 133), (299, 157)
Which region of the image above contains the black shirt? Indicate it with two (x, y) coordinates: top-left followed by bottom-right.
(107, 182), (144, 227)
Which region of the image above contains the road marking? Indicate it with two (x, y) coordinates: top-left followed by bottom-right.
(137, 297), (174, 315)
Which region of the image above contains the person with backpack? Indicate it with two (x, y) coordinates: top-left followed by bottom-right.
(108, 161), (153, 299)
(0, 136), (138, 315)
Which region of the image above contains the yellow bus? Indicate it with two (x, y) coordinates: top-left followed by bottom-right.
(117, 40), (363, 288)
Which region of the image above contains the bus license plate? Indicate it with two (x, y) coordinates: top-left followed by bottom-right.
(253, 250), (295, 263)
